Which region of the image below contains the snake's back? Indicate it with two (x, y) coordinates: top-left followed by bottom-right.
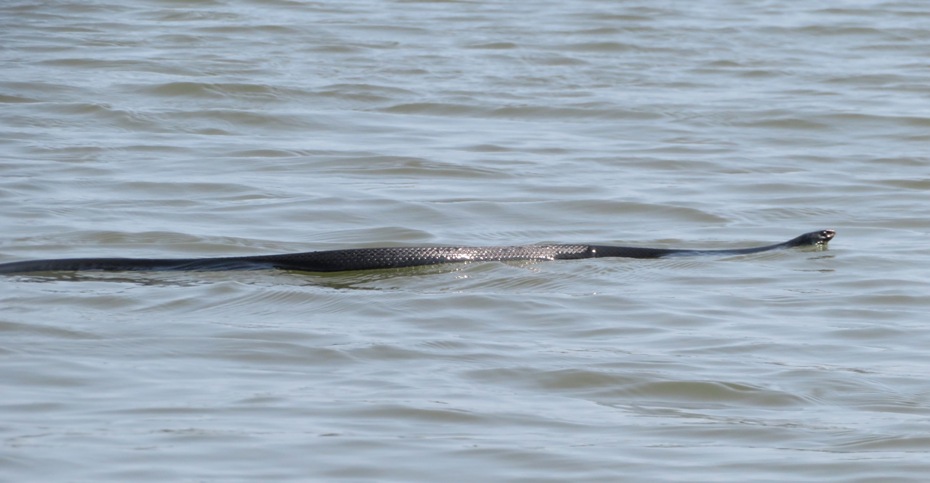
(251, 245), (594, 272)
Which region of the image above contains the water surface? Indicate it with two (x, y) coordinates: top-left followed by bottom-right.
(3, 0), (930, 481)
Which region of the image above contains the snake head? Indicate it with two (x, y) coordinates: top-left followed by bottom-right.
(790, 229), (835, 248)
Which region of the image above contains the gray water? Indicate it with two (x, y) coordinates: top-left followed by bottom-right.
(2, 0), (930, 481)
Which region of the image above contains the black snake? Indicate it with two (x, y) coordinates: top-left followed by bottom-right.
(0, 229), (835, 274)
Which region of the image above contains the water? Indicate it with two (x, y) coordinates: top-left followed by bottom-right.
(2, 0), (930, 480)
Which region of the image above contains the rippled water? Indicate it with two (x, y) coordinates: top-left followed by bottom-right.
(3, 0), (930, 481)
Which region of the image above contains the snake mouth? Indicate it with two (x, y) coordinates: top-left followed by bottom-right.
(820, 229), (836, 243)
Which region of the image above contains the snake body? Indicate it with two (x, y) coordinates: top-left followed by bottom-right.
(0, 229), (834, 274)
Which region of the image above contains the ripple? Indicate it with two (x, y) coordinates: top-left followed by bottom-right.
(4, 0), (930, 480)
